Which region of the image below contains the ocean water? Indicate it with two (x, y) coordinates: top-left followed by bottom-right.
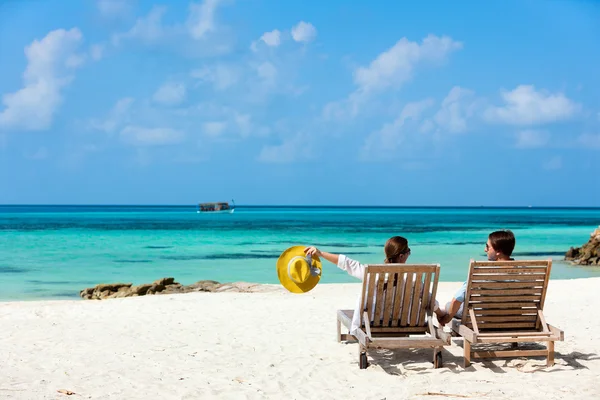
(0, 205), (599, 301)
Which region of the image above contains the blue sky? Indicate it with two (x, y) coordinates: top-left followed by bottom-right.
(0, 0), (599, 206)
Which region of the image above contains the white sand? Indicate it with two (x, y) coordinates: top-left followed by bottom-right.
(1, 279), (599, 400)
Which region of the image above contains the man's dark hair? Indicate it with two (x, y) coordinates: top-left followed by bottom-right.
(489, 230), (516, 256)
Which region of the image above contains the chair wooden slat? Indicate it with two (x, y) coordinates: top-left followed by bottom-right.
(472, 260), (550, 266)
(471, 267), (548, 274)
(470, 288), (542, 296)
(400, 272), (414, 326)
(472, 309), (538, 316)
(409, 273), (423, 326)
(472, 274), (545, 281)
(471, 302), (539, 309)
(364, 272), (378, 324)
(372, 274), (386, 327)
(469, 295), (541, 303)
(391, 272), (405, 327)
(418, 272), (432, 326)
(466, 315), (538, 323)
(471, 281), (544, 289)
(382, 273), (397, 326)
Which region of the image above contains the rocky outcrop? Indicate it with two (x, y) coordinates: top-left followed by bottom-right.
(80, 277), (273, 300)
(565, 227), (600, 266)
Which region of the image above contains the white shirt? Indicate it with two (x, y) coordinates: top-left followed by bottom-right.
(336, 254), (367, 335)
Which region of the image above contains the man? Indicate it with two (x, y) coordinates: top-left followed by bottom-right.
(437, 230), (516, 326)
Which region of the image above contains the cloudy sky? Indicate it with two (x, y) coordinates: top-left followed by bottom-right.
(0, 0), (598, 206)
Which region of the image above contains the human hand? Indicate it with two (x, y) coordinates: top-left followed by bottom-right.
(304, 246), (322, 257)
(438, 313), (452, 326)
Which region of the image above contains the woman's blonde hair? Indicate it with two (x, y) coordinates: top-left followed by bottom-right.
(384, 236), (409, 263)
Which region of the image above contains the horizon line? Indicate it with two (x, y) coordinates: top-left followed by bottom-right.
(1, 204), (600, 209)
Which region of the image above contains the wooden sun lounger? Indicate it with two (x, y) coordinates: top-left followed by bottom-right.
(336, 264), (451, 369)
(451, 259), (564, 367)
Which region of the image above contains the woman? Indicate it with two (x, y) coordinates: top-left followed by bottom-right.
(304, 236), (411, 280)
(305, 236), (443, 335)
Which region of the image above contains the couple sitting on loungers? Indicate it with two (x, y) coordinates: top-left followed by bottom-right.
(304, 229), (516, 330)
(307, 230), (562, 369)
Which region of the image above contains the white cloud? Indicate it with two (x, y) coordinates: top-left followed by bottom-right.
(120, 126), (184, 146)
(234, 113), (252, 136)
(433, 86), (478, 133)
(261, 29), (281, 47)
(153, 82), (186, 105)
(112, 1), (233, 56)
(354, 35), (462, 94)
(515, 130), (550, 149)
(25, 147), (49, 160)
(203, 121), (227, 136)
(90, 97), (134, 133)
(191, 64), (239, 90)
(187, 0), (222, 40)
(542, 156), (562, 171)
(112, 6), (166, 45)
(419, 119), (435, 133)
(258, 133), (311, 163)
(97, 0), (132, 18)
(360, 98), (435, 160)
(256, 62), (277, 85)
(250, 29), (282, 52)
(233, 113), (270, 137)
(577, 133), (600, 149)
(324, 35), (462, 120)
(484, 85), (580, 125)
(291, 21), (317, 43)
(0, 28), (84, 131)
(90, 44), (104, 61)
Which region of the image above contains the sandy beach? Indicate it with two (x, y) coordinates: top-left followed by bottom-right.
(1, 279), (599, 400)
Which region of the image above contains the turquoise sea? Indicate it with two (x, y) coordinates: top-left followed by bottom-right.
(1, 205), (599, 301)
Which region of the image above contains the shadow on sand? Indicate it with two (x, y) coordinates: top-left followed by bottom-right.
(341, 338), (599, 375)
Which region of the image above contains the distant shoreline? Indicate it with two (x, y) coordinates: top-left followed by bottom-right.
(2, 277), (598, 304)
(2, 204), (600, 210)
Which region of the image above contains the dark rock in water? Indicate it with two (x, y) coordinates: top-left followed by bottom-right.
(565, 227), (600, 266)
(565, 247), (580, 259)
(80, 277), (272, 300)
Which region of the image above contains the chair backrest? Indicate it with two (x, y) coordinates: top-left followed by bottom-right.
(461, 259), (552, 331)
(359, 264), (440, 334)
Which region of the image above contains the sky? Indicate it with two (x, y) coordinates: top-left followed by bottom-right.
(0, 0), (599, 206)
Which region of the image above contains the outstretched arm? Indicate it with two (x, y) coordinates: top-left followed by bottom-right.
(304, 246), (339, 265)
(305, 246), (365, 280)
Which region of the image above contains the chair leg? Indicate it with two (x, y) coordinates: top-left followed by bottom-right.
(359, 345), (368, 369)
(336, 317), (342, 342)
(547, 341), (555, 367)
(433, 347), (443, 369)
(463, 340), (471, 368)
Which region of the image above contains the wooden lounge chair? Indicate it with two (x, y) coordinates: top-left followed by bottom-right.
(336, 264), (451, 369)
(451, 259), (564, 367)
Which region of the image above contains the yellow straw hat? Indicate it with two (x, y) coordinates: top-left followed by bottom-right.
(276, 246), (322, 293)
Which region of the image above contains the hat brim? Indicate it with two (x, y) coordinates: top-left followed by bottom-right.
(276, 246), (322, 293)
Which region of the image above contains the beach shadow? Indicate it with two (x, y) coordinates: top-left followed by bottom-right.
(365, 347), (463, 376)
(342, 338), (600, 375)
(451, 340), (599, 373)
(554, 351), (600, 370)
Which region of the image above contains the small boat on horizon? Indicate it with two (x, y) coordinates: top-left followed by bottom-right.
(197, 200), (235, 214)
